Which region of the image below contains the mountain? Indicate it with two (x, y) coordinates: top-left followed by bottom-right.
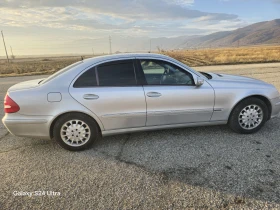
(69, 19), (280, 54)
(182, 19), (280, 48)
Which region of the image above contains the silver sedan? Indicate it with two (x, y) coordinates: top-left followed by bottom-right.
(2, 53), (280, 151)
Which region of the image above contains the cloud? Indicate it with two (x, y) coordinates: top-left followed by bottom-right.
(182, 19), (247, 32)
(0, 5), (243, 38)
(0, 0), (244, 43)
(0, 0), (252, 55)
(0, 0), (238, 21)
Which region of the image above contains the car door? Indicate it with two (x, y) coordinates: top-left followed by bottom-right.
(69, 59), (146, 130)
(137, 58), (215, 126)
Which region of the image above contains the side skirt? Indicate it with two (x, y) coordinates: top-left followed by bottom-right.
(102, 121), (227, 136)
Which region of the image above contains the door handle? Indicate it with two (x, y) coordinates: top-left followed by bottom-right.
(83, 94), (99, 100)
(147, 92), (162, 97)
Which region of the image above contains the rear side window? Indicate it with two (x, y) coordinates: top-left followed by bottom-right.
(74, 67), (97, 88)
(97, 61), (137, 86)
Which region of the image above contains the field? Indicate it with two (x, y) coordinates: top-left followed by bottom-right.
(0, 56), (84, 77)
(164, 45), (280, 66)
(0, 46), (280, 77)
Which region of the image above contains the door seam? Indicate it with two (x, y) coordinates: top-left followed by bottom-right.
(142, 85), (148, 126)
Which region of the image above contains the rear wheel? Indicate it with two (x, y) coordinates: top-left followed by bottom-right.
(228, 97), (268, 134)
(53, 113), (99, 151)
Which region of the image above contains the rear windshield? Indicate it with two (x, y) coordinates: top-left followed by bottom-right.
(41, 61), (83, 84)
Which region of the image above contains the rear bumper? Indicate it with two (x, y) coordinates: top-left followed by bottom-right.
(270, 97), (280, 118)
(2, 114), (52, 140)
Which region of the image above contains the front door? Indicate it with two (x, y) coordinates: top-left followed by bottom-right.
(138, 59), (215, 126)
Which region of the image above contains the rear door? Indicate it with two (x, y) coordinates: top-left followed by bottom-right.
(137, 58), (215, 126)
(69, 59), (146, 130)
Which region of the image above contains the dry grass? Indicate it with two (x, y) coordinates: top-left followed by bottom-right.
(0, 46), (280, 77)
(0, 57), (83, 77)
(164, 45), (280, 66)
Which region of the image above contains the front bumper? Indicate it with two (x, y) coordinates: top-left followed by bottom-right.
(2, 114), (52, 140)
(270, 97), (280, 118)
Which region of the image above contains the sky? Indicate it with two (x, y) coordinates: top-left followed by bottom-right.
(0, 0), (279, 55)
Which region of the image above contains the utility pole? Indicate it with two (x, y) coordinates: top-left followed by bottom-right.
(10, 46), (14, 59)
(149, 39), (151, 52)
(92, 48), (94, 56)
(1, 31), (9, 63)
(109, 36), (112, 54)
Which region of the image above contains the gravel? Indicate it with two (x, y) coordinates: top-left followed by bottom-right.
(1, 65), (280, 209)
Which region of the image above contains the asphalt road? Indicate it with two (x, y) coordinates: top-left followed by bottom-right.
(1, 64), (280, 209)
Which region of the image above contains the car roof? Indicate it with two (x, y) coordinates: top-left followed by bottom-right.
(82, 53), (172, 64)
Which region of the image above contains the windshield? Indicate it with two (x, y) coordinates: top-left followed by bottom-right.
(41, 61), (83, 84)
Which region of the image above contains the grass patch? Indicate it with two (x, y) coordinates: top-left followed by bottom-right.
(163, 45), (280, 66)
(0, 46), (280, 77)
(0, 57), (82, 77)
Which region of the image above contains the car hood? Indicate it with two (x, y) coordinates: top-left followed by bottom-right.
(8, 78), (44, 92)
(207, 72), (269, 85)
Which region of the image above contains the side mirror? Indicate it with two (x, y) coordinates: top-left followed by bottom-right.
(195, 77), (204, 87)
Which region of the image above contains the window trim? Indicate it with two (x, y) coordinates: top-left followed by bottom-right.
(95, 66), (100, 86)
(137, 59), (196, 86)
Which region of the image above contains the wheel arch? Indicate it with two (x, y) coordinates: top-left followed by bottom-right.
(49, 111), (103, 139)
(228, 95), (272, 122)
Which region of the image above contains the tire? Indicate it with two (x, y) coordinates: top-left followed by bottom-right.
(53, 113), (99, 151)
(228, 97), (269, 134)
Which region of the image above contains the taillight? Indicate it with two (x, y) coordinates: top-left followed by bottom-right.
(4, 94), (20, 113)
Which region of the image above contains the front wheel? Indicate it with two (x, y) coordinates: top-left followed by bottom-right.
(228, 98), (269, 134)
(53, 113), (99, 151)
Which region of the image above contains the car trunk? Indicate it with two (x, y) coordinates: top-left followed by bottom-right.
(8, 79), (43, 92)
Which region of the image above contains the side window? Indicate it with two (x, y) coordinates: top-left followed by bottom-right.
(140, 60), (194, 85)
(73, 67), (97, 88)
(97, 61), (137, 86)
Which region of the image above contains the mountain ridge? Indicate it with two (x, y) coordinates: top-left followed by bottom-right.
(70, 19), (280, 53)
(181, 19), (280, 48)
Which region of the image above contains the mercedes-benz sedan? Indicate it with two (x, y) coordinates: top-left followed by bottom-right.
(2, 53), (280, 150)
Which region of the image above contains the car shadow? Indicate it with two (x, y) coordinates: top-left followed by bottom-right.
(91, 118), (280, 204)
